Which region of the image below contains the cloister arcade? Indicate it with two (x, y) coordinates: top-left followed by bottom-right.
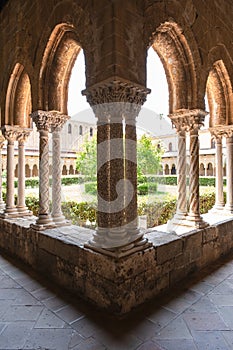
(0, 0), (232, 313)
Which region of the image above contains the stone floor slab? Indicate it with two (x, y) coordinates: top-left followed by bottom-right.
(0, 321), (34, 350)
(34, 308), (66, 328)
(183, 312), (229, 331)
(192, 330), (230, 350)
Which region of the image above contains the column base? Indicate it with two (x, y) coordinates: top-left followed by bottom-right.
(0, 206), (19, 218)
(223, 205), (233, 215)
(0, 201), (5, 210)
(17, 206), (33, 216)
(209, 204), (225, 214)
(185, 213), (209, 229)
(52, 214), (71, 227)
(166, 212), (188, 233)
(30, 214), (56, 231)
(85, 233), (152, 258)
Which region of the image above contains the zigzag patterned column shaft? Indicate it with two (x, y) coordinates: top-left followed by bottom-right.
(225, 135), (233, 213)
(176, 130), (187, 216)
(0, 142), (5, 209)
(39, 129), (50, 216)
(188, 128), (200, 217)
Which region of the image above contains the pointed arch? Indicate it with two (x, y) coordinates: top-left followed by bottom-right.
(150, 21), (199, 113)
(5, 63), (32, 127)
(39, 23), (82, 113)
(207, 60), (232, 127)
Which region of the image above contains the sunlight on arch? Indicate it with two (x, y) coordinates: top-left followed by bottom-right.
(68, 49), (90, 117)
(138, 47), (171, 137)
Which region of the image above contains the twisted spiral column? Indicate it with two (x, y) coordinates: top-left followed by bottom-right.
(174, 130), (187, 219)
(0, 141), (5, 210)
(225, 135), (233, 213)
(186, 127), (208, 227)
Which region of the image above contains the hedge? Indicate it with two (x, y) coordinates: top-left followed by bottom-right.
(21, 189), (220, 229)
(137, 182), (158, 195)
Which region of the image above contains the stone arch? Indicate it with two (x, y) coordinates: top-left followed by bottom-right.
(62, 164), (67, 175)
(164, 164), (169, 175)
(207, 60), (232, 127)
(25, 164), (31, 178)
(200, 163), (205, 177)
(171, 164), (176, 175)
(150, 21), (199, 113)
(5, 63), (32, 127)
(38, 23), (82, 114)
(69, 164), (74, 175)
(207, 162), (214, 177)
(32, 164), (38, 177)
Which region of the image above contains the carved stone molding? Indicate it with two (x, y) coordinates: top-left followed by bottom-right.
(31, 110), (70, 132)
(169, 109), (208, 132)
(82, 80), (151, 107)
(209, 126), (233, 139)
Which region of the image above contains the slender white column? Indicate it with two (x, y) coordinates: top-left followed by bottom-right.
(225, 134), (233, 213)
(213, 135), (224, 210)
(30, 111), (54, 229)
(0, 139), (6, 210)
(17, 129), (32, 215)
(1, 126), (20, 217)
(50, 112), (70, 226)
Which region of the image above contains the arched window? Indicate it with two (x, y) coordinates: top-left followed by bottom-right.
(211, 138), (215, 149)
(168, 142), (172, 151)
(79, 125), (83, 135)
(68, 123), (72, 134)
(90, 127), (93, 137)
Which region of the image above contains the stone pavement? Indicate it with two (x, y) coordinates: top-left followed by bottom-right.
(1, 252), (233, 349)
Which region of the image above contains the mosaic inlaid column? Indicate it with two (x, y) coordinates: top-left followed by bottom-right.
(225, 133), (233, 213)
(124, 108), (140, 234)
(210, 132), (224, 210)
(31, 111), (54, 229)
(0, 136), (6, 210)
(51, 113), (70, 226)
(17, 129), (32, 215)
(82, 81), (151, 256)
(186, 111), (208, 228)
(1, 126), (18, 216)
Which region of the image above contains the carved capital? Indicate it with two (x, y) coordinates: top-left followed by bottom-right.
(169, 109), (208, 132)
(209, 126), (233, 139)
(49, 111), (70, 132)
(82, 80), (150, 107)
(17, 128), (32, 144)
(31, 110), (54, 131)
(1, 125), (26, 143)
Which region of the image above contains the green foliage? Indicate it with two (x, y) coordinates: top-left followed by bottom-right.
(76, 136), (97, 179)
(85, 182), (97, 195)
(137, 134), (163, 176)
(137, 182), (158, 195)
(61, 201), (97, 227)
(25, 196), (39, 215)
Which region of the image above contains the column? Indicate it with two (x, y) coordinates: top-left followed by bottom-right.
(17, 129), (32, 215)
(225, 133), (233, 213)
(50, 112), (70, 226)
(124, 106), (145, 240)
(0, 137), (6, 210)
(1, 126), (18, 217)
(212, 134), (224, 210)
(186, 113), (208, 228)
(30, 111), (54, 229)
(82, 82), (151, 256)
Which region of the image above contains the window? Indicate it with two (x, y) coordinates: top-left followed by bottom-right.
(68, 123), (72, 134)
(90, 127), (93, 137)
(211, 138), (215, 149)
(168, 142), (172, 151)
(79, 125), (83, 135)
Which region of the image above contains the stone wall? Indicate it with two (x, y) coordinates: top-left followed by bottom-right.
(0, 216), (233, 314)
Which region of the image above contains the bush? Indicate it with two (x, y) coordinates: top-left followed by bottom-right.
(61, 201), (97, 227)
(85, 182), (97, 195)
(137, 182), (158, 195)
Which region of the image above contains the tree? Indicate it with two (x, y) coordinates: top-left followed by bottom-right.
(76, 134), (163, 178)
(137, 134), (163, 176)
(76, 135), (97, 178)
